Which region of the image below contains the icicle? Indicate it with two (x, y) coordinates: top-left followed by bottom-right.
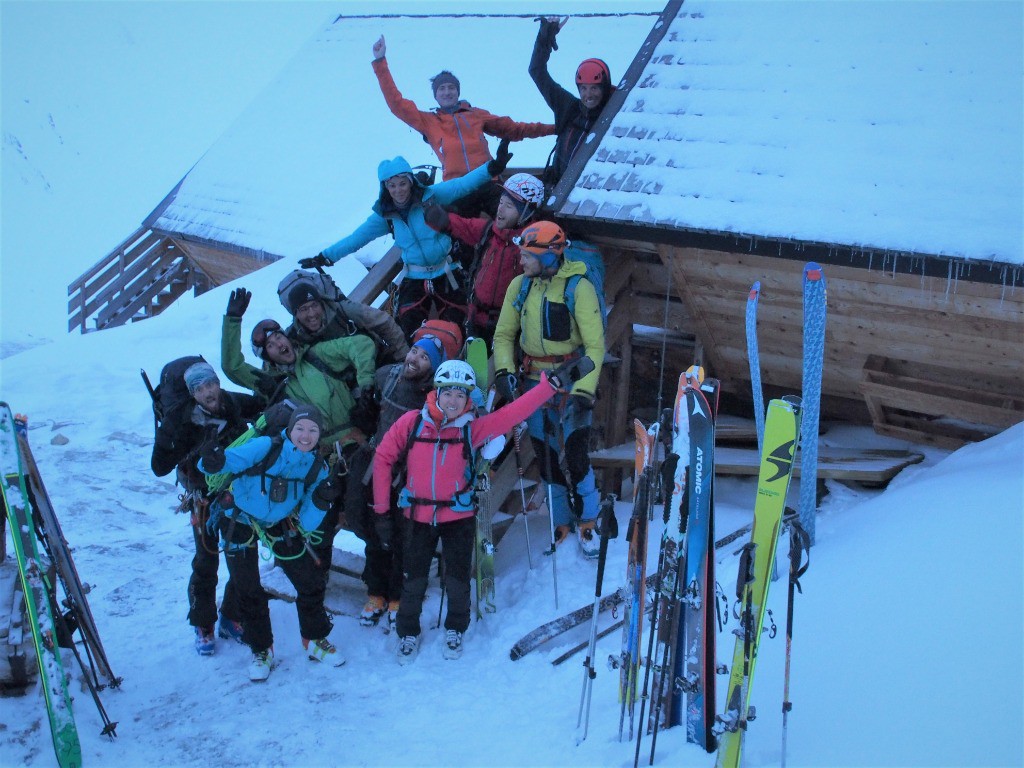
(945, 260), (953, 299)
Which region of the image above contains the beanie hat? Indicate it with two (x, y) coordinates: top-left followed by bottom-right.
(287, 282), (321, 314)
(430, 70), (460, 96)
(412, 335), (445, 372)
(183, 362), (219, 396)
(287, 403), (325, 434)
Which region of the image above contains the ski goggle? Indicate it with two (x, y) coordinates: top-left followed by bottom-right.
(251, 319), (284, 358)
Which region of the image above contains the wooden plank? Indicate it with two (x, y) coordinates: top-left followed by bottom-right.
(67, 226), (149, 295)
(658, 244), (729, 378)
(349, 246), (402, 305)
(591, 441), (924, 486)
(99, 259), (186, 328)
(95, 245), (179, 325)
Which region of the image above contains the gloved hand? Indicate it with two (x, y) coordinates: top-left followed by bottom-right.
(535, 16), (562, 51)
(548, 356), (595, 390)
(374, 513), (394, 551)
(225, 288), (251, 319)
(372, 34), (386, 60)
(312, 476), (343, 511)
(200, 442), (226, 473)
(494, 370), (518, 402)
(351, 386), (380, 437)
(423, 203), (451, 232)
(487, 138), (513, 177)
(299, 253), (332, 270)
(570, 393), (595, 413)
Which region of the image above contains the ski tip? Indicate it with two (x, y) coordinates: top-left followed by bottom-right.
(685, 365), (705, 386)
(804, 262), (824, 281)
(748, 281), (760, 298)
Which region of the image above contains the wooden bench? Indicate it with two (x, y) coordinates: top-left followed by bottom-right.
(590, 440), (924, 493)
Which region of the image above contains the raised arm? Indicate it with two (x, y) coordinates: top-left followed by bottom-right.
(321, 213), (391, 264)
(529, 17), (579, 122)
(371, 37), (429, 135)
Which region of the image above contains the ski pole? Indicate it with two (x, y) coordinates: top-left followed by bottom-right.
(512, 425), (534, 569)
(781, 521), (811, 768)
(542, 407), (560, 609)
(575, 495), (616, 745)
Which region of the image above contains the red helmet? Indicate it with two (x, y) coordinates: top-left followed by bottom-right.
(576, 58), (610, 86)
(513, 221), (569, 257)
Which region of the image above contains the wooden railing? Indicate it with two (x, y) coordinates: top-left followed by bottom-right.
(67, 228), (208, 333)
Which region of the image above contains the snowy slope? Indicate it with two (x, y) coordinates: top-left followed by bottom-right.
(0, 258), (1021, 766)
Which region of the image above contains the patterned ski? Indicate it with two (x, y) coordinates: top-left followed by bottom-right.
(0, 404), (82, 768)
(675, 378), (720, 750)
(800, 264), (827, 543)
(616, 418), (657, 740)
(714, 396), (802, 768)
(746, 281), (765, 455)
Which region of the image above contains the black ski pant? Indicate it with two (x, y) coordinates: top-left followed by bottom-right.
(188, 506), (239, 629)
(396, 276), (467, 340)
(344, 447), (405, 602)
(397, 516), (474, 638)
(220, 517), (332, 654)
(308, 442), (360, 584)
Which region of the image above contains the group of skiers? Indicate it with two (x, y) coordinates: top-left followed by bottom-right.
(149, 17), (615, 681)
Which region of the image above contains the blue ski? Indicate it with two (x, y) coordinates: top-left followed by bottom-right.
(800, 264), (827, 542)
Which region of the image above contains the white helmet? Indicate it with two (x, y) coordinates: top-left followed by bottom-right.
(502, 173), (545, 206)
(433, 360), (476, 391)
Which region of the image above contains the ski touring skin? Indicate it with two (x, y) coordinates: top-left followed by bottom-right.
(714, 396), (802, 768)
(0, 404), (83, 768)
(800, 264), (827, 542)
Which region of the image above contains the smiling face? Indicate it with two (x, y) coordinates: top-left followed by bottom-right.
(434, 82), (460, 110)
(289, 418), (321, 453)
(385, 175), (413, 207)
(295, 299), (325, 334)
(437, 387), (468, 418)
(192, 380), (222, 413)
(403, 345), (434, 380)
(577, 82), (604, 111)
(263, 331), (296, 366)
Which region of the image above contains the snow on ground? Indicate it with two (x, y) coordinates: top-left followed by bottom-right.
(0, 254), (1021, 767)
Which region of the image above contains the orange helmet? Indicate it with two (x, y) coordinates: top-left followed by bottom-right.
(514, 221), (569, 257)
(576, 58), (610, 86)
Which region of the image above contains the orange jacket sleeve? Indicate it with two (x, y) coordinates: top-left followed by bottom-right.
(372, 57), (429, 135)
(480, 111), (557, 140)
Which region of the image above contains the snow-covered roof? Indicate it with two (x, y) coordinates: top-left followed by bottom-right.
(555, 0), (1024, 267)
(145, 11), (659, 263)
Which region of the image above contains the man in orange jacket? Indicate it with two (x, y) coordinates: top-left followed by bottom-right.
(371, 35), (556, 216)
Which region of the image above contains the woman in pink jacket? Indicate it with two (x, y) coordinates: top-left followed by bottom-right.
(372, 359), (565, 664)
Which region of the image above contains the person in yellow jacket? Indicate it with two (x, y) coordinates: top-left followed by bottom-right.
(491, 221), (606, 558)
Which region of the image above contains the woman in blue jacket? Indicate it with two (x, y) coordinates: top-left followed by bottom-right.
(302, 142), (513, 338)
(199, 404), (344, 682)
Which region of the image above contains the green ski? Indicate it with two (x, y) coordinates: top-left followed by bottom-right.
(714, 396), (801, 768)
(0, 403), (82, 768)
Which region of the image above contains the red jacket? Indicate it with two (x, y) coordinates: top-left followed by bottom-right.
(373, 58), (556, 182)
(373, 374), (555, 525)
(447, 214), (526, 326)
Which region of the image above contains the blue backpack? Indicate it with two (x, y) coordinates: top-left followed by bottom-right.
(511, 238), (607, 329)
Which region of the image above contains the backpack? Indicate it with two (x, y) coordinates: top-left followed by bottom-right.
(411, 318), (464, 360)
(149, 355), (206, 430)
(511, 238), (608, 330)
(205, 399), (322, 495)
(278, 269), (345, 312)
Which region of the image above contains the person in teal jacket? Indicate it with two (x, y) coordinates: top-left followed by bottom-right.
(199, 404), (344, 682)
(301, 142), (514, 338)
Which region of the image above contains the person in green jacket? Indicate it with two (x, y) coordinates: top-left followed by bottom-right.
(491, 221), (606, 558)
(219, 287), (377, 578)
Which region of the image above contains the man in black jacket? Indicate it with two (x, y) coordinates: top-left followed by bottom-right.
(530, 16), (615, 188)
(150, 361), (262, 656)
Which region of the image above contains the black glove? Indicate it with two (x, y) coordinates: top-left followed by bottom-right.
(494, 370), (518, 402)
(351, 386), (380, 437)
(200, 442), (226, 473)
(535, 17), (560, 51)
(374, 513), (394, 551)
(312, 476), (343, 511)
(487, 138), (513, 177)
(570, 393), (595, 413)
(225, 288), (251, 319)
(548, 356), (595, 390)
(299, 253), (331, 269)
(423, 203), (451, 232)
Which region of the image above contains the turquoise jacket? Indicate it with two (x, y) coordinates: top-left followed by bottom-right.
(322, 158), (491, 279)
(199, 433), (328, 533)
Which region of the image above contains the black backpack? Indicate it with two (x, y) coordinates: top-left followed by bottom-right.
(146, 354), (205, 430)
